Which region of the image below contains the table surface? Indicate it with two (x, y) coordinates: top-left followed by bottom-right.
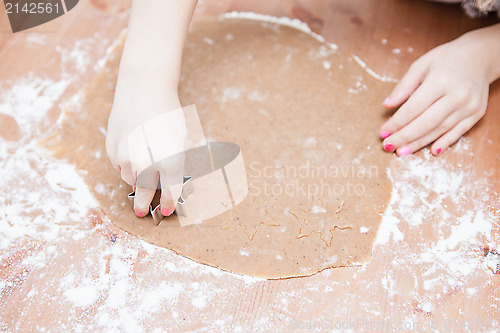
(0, 0), (499, 331)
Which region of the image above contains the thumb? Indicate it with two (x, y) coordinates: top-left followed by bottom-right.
(384, 56), (430, 109)
(134, 169), (159, 217)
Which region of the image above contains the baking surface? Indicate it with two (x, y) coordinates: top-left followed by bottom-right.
(0, 0), (499, 331)
(42, 16), (394, 278)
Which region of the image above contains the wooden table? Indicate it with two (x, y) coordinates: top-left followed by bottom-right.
(0, 0), (498, 331)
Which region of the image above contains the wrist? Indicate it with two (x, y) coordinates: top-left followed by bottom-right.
(116, 57), (180, 96)
(462, 24), (500, 84)
(122, 46), (181, 83)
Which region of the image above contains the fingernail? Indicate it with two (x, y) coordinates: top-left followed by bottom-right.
(383, 97), (392, 105)
(161, 208), (173, 216)
(380, 130), (391, 139)
(135, 210), (145, 217)
(398, 146), (411, 157)
(384, 143), (394, 151)
(436, 148), (442, 155)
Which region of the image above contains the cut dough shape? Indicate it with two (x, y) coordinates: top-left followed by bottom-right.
(42, 17), (393, 278)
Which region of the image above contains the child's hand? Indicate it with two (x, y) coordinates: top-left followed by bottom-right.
(105, 0), (197, 218)
(380, 24), (500, 157)
(106, 73), (186, 218)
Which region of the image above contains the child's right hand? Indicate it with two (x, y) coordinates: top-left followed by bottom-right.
(105, 69), (186, 218)
(105, 0), (197, 218)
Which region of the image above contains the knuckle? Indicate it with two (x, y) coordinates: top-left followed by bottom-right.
(435, 122), (450, 134)
(403, 108), (418, 120)
(466, 95), (480, 109)
(389, 114), (410, 131)
(398, 133), (413, 146)
(413, 137), (429, 150)
(390, 132), (409, 147)
(434, 75), (451, 90)
(160, 196), (175, 209)
(121, 171), (135, 186)
(462, 98), (486, 118)
(455, 90), (469, 103)
(409, 58), (425, 72)
(134, 203), (149, 213)
(160, 198), (175, 209)
(472, 108), (486, 122)
(420, 119), (437, 134)
(116, 150), (130, 167)
(134, 194), (153, 211)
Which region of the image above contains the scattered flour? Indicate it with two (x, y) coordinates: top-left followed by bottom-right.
(311, 205), (326, 214)
(222, 11), (337, 49)
(360, 226), (371, 234)
(0, 76), (70, 140)
(351, 54), (398, 83)
(220, 87), (242, 103)
(375, 139), (499, 313)
(0, 13), (498, 332)
(64, 285), (99, 307)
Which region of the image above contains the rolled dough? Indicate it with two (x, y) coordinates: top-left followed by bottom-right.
(42, 17), (393, 278)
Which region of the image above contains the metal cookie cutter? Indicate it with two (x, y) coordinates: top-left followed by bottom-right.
(127, 175), (194, 226)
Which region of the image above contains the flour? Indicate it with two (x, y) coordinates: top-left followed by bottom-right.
(352, 54), (398, 83)
(0, 76), (69, 140)
(375, 138), (499, 310)
(25, 33), (47, 46)
(0, 145), (98, 250)
(56, 37), (104, 73)
(64, 285), (99, 307)
(222, 11), (336, 48)
(220, 86), (242, 103)
(1, 13), (498, 332)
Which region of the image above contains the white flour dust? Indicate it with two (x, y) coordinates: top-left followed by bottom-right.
(375, 139), (499, 314)
(1, 14), (499, 332)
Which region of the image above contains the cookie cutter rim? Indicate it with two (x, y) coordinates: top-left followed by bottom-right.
(127, 175), (193, 226)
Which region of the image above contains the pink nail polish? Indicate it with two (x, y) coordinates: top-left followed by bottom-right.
(436, 148), (442, 155)
(398, 146), (411, 157)
(380, 130), (391, 139)
(383, 97), (391, 105)
(384, 143), (394, 151)
(161, 208), (172, 216)
(135, 210), (145, 218)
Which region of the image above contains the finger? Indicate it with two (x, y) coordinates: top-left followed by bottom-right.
(158, 154), (185, 217)
(134, 164), (161, 216)
(383, 58), (430, 109)
(110, 160), (120, 172)
(381, 79), (444, 138)
(120, 162), (135, 187)
(158, 177), (177, 217)
(382, 96), (458, 150)
(394, 113), (458, 157)
(133, 184), (157, 217)
(430, 116), (479, 155)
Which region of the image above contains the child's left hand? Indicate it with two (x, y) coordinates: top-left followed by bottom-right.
(380, 23), (500, 157)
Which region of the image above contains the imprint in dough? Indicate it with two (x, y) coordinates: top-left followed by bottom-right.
(42, 17), (394, 278)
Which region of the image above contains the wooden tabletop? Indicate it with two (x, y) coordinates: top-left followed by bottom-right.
(0, 0), (499, 331)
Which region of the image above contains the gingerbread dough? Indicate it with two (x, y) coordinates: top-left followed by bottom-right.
(43, 17), (393, 278)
